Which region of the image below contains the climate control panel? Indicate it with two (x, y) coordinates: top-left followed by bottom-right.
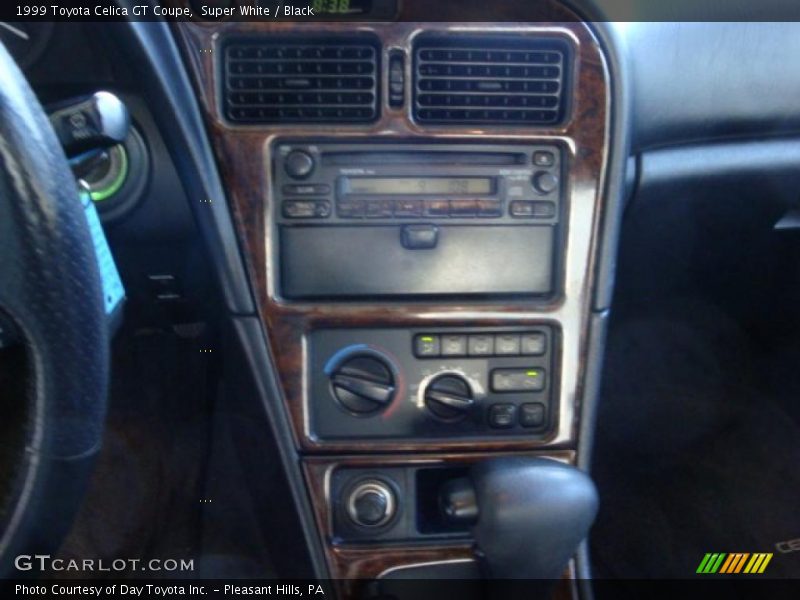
(308, 326), (556, 442)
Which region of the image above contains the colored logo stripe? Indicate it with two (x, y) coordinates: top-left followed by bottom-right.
(697, 552), (773, 574)
(720, 553), (749, 573)
(744, 553), (773, 574)
(697, 553), (726, 573)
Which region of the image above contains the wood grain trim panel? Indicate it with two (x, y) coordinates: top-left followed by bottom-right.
(169, 2), (610, 453)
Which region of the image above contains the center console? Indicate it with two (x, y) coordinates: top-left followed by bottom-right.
(277, 141), (566, 446)
(171, 0), (617, 595)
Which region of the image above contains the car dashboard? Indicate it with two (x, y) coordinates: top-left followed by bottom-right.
(7, 0), (800, 594)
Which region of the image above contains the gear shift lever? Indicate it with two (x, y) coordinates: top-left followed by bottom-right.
(441, 457), (598, 588)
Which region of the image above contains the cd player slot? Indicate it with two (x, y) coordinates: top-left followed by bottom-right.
(321, 151), (526, 166)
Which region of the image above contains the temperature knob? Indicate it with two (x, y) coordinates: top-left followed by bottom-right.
(330, 355), (395, 416)
(424, 373), (474, 421)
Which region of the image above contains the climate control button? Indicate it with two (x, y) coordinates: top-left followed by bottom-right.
(519, 403), (547, 428)
(488, 403), (516, 428)
(491, 368), (546, 393)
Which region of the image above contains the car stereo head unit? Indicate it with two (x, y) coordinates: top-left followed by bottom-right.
(274, 142), (562, 225)
(272, 142), (564, 300)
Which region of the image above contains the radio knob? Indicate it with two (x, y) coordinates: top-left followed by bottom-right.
(532, 171), (558, 194)
(330, 355), (396, 415)
(424, 373), (474, 421)
(285, 150), (315, 179)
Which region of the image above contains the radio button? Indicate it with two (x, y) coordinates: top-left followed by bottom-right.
(285, 150), (315, 179)
(315, 201), (332, 218)
(510, 200), (535, 217)
(533, 151), (555, 167)
(449, 200), (478, 217)
(476, 200), (503, 218)
(395, 199), (424, 218)
(283, 200), (330, 219)
(337, 199), (366, 218)
(283, 184), (331, 196)
(425, 200), (450, 217)
(366, 199), (394, 218)
(510, 200), (555, 219)
(532, 171), (559, 194)
(532, 201), (556, 218)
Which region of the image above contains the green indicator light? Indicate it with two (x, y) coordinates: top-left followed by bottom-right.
(526, 371), (539, 377)
(90, 145), (129, 203)
(421, 336), (434, 342)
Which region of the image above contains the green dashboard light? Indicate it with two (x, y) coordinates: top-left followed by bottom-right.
(420, 336), (434, 342)
(526, 370), (539, 377)
(90, 145), (129, 203)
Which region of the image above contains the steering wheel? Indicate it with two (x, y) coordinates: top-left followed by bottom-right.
(0, 43), (109, 573)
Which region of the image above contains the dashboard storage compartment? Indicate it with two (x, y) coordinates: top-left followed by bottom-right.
(280, 224), (555, 299)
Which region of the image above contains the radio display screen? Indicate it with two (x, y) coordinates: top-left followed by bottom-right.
(345, 177), (495, 196)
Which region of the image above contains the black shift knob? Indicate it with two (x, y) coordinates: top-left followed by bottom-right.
(468, 457), (598, 582)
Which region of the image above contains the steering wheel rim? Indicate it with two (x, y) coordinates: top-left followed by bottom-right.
(0, 42), (109, 573)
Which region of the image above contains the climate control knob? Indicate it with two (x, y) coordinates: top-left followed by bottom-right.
(331, 355), (396, 416)
(424, 373), (474, 421)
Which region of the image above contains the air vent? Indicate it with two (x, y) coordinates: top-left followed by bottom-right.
(413, 36), (568, 126)
(224, 39), (379, 124)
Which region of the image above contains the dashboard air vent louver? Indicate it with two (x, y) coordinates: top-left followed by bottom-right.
(224, 38), (379, 124)
(413, 36), (568, 126)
